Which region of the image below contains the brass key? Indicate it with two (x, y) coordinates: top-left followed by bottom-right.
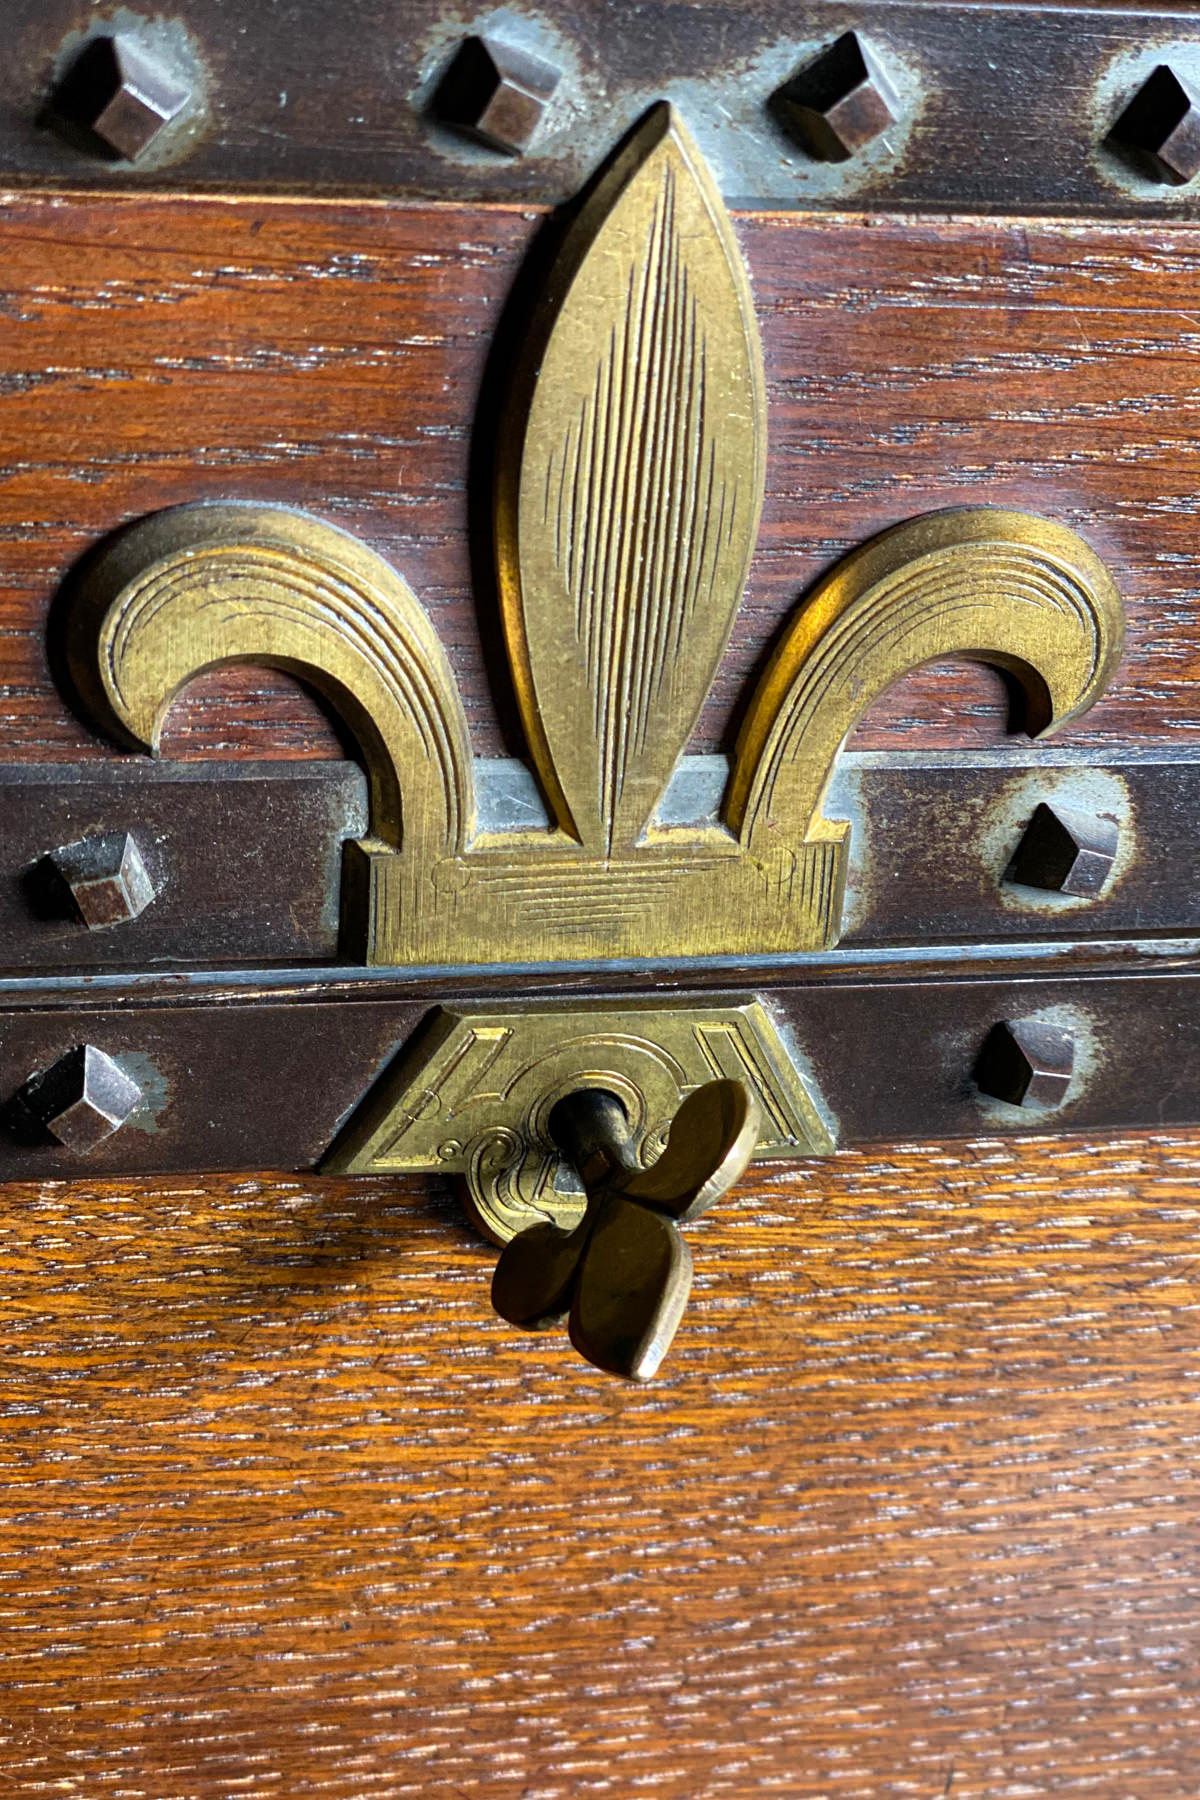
(491, 1080), (760, 1381)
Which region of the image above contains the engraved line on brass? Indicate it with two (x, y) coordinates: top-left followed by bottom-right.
(323, 998), (833, 1243)
(498, 100), (766, 856)
(71, 502), (476, 858)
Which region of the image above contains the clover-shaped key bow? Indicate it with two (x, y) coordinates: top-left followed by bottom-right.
(491, 1079), (761, 1381)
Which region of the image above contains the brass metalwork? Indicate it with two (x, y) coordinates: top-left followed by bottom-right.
(727, 507), (1124, 875)
(322, 997), (832, 1243)
(495, 100), (766, 855)
(72, 103), (1125, 972)
(492, 1080), (761, 1381)
(70, 500), (476, 872)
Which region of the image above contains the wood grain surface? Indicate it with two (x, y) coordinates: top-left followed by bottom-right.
(0, 1130), (1198, 1797)
(2, 194), (1200, 769)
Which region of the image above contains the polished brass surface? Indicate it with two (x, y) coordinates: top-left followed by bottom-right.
(495, 101), (766, 856)
(492, 1078), (761, 1381)
(726, 508), (1124, 873)
(72, 107), (1125, 973)
(322, 997), (831, 1243)
(70, 501), (476, 869)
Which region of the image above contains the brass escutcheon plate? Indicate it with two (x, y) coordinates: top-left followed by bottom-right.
(322, 997), (834, 1243)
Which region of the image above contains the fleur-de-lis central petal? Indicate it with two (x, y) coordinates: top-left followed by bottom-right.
(497, 102), (767, 855)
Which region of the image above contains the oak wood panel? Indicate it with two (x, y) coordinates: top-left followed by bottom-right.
(1, 1133), (1199, 1797)
(2, 195), (1200, 769)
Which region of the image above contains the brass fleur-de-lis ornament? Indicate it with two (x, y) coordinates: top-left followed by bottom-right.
(70, 101), (1123, 978)
(67, 100), (1126, 1382)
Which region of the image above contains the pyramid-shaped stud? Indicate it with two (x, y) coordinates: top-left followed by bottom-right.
(975, 1020), (1075, 1110)
(1110, 64), (1200, 185)
(54, 33), (191, 162)
(1005, 803), (1118, 898)
(771, 31), (900, 161)
(432, 34), (561, 155)
(47, 830), (157, 928)
(7, 1045), (143, 1152)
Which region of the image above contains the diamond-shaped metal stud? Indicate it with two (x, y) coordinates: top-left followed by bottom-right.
(975, 1020), (1075, 1110)
(1109, 64), (1200, 186)
(9, 1046), (143, 1152)
(54, 33), (190, 162)
(46, 831), (157, 929)
(771, 30), (900, 162)
(432, 34), (562, 155)
(1005, 803), (1119, 898)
